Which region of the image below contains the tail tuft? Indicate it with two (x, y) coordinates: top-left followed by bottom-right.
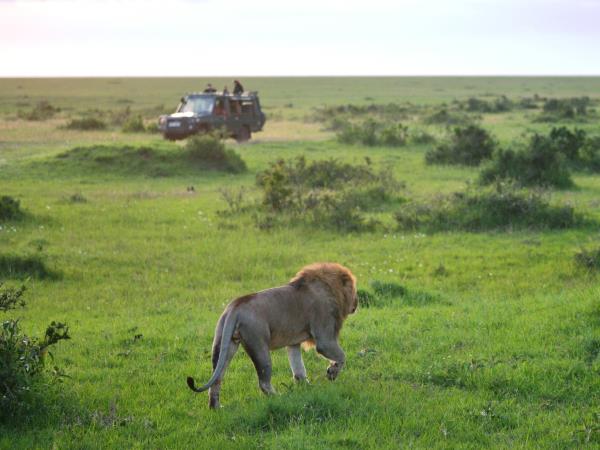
(187, 376), (197, 391)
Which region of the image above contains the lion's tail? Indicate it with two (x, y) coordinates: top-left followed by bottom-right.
(187, 310), (238, 393)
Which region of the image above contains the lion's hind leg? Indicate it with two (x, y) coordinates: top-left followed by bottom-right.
(242, 338), (275, 395)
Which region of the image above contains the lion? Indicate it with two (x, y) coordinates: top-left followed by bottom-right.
(186, 262), (358, 409)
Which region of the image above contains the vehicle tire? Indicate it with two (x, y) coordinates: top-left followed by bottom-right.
(235, 126), (251, 143)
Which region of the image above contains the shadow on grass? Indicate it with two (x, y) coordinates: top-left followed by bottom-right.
(227, 384), (371, 434)
(45, 139), (246, 178)
(358, 280), (448, 308)
(0, 254), (61, 280)
(0, 379), (81, 428)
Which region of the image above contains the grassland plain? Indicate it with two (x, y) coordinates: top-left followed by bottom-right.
(1, 77), (599, 449)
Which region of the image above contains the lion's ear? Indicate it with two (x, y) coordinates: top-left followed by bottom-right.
(290, 276), (305, 289)
(341, 273), (351, 285)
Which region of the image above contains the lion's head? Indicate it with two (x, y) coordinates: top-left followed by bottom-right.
(290, 262), (358, 318)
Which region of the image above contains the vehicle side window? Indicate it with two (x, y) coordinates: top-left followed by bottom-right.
(214, 99), (226, 116)
(241, 101), (255, 116)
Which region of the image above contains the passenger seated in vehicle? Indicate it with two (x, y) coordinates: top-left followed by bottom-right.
(203, 83), (216, 93)
(214, 100), (226, 116)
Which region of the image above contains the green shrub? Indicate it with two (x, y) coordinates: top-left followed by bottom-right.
(481, 127), (600, 184)
(184, 135), (247, 173)
(0, 283), (70, 420)
(0, 283), (25, 313)
(254, 157), (403, 232)
(534, 97), (593, 122)
(574, 247), (600, 271)
(548, 126), (587, 162)
(336, 119), (408, 147)
(0, 196), (23, 222)
(461, 96), (513, 113)
(312, 103), (412, 122)
(395, 184), (579, 232)
(423, 108), (474, 125)
(425, 125), (496, 166)
(121, 115), (146, 133)
(579, 136), (600, 172)
(17, 101), (60, 121)
(409, 129), (437, 145)
(307, 190), (380, 232)
(65, 117), (107, 130)
(109, 106), (132, 126)
(380, 123), (409, 146)
(480, 133), (573, 188)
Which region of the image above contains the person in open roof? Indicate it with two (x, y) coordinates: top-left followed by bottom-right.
(233, 80), (244, 95)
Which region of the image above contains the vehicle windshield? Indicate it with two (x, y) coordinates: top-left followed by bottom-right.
(178, 96), (214, 115)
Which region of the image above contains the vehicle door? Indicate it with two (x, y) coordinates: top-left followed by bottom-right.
(240, 99), (256, 127)
(212, 97), (229, 130)
(229, 98), (243, 133)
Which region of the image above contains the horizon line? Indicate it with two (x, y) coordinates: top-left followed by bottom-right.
(2, 74), (600, 79)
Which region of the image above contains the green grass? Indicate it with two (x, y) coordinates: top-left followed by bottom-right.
(1, 77), (599, 448)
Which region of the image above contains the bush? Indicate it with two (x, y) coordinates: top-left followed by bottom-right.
(425, 125), (496, 166)
(579, 136), (600, 172)
(121, 115), (146, 133)
(574, 247), (600, 271)
(548, 127), (587, 162)
(394, 183), (579, 232)
(18, 101), (60, 121)
(336, 119), (408, 147)
(109, 106), (132, 126)
(423, 108), (474, 126)
(480, 132), (574, 188)
(254, 156), (403, 232)
(461, 96), (514, 113)
(65, 117), (107, 130)
(0, 283), (70, 420)
(0, 283), (25, 313)
(409, 129), (437, 145)
(544, 97), (590, 116)
(184, 135), (247, 173)
(535, 97), (593, 122)
(0, 196), (22, 222)
(312, 103), (412, 123)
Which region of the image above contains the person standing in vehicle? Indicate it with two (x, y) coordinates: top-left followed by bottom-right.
(233, 80), (244, 95)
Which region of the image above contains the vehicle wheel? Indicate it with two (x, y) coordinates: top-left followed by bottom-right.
(235, 126), (251, 143)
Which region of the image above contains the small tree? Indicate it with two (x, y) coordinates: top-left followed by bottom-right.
(0, 283), (70, 419)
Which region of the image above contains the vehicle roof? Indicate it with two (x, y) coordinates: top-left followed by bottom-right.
(186, 91), (259, 100)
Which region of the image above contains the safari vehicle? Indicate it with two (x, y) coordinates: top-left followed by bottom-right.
(158, 91), (266, 142)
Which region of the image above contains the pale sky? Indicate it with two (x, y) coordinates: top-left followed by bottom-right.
(1, 0), (599, 76)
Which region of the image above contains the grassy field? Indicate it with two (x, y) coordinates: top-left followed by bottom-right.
(1, 77), (599, 449)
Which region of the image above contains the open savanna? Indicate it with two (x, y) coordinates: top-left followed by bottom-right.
(1, 77), (599, 449)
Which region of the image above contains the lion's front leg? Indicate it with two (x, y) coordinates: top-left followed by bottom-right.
(315, 340), (345, 381)
(287, 344), (308, 381)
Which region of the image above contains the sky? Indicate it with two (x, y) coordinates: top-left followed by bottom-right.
(0, 0), (599, 76)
